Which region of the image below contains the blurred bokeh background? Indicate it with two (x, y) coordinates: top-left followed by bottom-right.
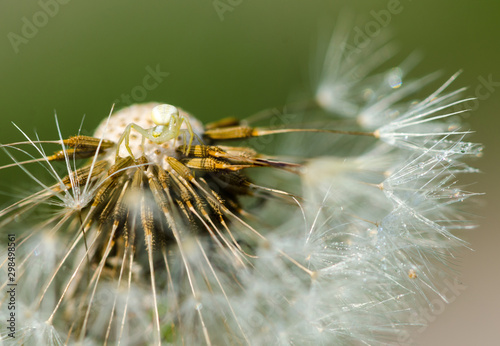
(0, 1), (498, 344)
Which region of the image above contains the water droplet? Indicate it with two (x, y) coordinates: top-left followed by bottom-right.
(459, 143), (471, 154)
(387, 67), (403, 89)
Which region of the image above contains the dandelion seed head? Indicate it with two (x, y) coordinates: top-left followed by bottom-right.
(0, 20), (483, 345)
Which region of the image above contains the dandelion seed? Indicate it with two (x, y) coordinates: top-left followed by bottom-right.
(0, 26), (482, 345)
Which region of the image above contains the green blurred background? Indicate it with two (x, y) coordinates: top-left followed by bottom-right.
(0, 1), (498, 344)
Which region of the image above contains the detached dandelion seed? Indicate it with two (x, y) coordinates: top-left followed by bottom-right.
(0, 26), (482, 345)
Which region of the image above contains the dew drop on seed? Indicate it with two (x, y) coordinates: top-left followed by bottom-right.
(387, 67), (403, 89)
(195, 303), (203, 311)
(377, 225), (383, 234)
(460, 143), (471, 154)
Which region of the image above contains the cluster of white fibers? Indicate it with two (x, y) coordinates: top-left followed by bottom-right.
(0, 24), (482, 346)
(220, 29), (482, 345)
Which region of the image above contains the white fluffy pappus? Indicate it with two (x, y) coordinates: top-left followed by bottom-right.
(0, 22), (482, 346)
